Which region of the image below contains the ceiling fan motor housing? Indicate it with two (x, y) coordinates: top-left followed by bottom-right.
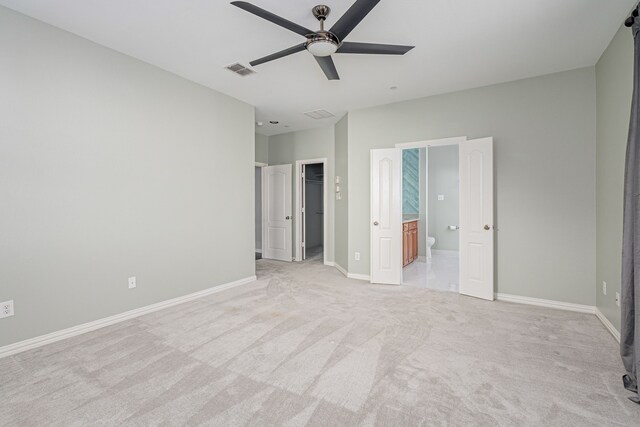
(312, 5), (331, 21)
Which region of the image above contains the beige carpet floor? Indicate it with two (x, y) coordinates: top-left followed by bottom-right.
(0, 256), (637, 426)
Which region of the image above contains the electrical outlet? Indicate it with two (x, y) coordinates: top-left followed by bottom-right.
(616, 292), (620, 307)
(128, 276), (136, 289)
(355, 252), (361, 261)
(602, 281), (607, 295)
(0, 300), (14, 319)
(438, 194), (445, 201)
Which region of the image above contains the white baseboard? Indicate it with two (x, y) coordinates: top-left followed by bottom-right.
(0, 275), (257, 359)
(347, 273), (370, 281)
(495, 293), (595, 314)
(329, 262), (369, 281)
(595, 307), (621, 343)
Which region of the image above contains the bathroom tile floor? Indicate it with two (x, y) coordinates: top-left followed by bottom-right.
(403, 250), (459, 292)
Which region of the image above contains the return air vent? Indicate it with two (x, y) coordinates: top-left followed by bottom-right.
(225, 63), (255, 76)
(304, 109), (335, 120)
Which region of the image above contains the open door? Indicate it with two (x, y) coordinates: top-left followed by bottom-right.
(370, 148), (402, 284)
(262, 164), (292, 262)
(459, 137), (494, 300)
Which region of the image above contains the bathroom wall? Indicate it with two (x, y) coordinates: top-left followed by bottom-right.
(418, 148), (427, 257)
(402, 149), (420, 214)
(428, 145), (460, 251)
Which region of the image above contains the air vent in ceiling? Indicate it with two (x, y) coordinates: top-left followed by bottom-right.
(225, 63), (255, 76)
(304, 109), (335, 120)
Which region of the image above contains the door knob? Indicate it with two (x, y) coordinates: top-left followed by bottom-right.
(373, 221), (379, 226)
(286, 216), (291, 220)
(484, 224), (491, 230)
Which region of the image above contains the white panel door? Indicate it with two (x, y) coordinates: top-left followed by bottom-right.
(459, 137), (494, 300)
(262, 164), (292, 262)
(370, 148), (402, 285)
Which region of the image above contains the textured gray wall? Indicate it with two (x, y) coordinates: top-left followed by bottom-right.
(334, 116), (349, 270)
(0, 7), (255, 347)
(255, 167), (262, 252)
(255, 133), (269, 164)
(347, 68), (596, 305)
(596, 26), (633, 332)
(428, 145), (460, 251)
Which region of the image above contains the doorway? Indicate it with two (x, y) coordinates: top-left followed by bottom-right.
(401, 146), (460, 292)
(370, 137), (495, 300)
(295, 158), (328, 263)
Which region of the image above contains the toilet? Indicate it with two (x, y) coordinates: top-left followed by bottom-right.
(427, 236), (436, 260)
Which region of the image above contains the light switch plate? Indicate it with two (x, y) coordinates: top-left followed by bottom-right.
(128, 276), (136, 289)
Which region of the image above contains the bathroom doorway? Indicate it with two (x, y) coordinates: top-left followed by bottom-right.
(371, 136), (494, 299)
(401, 145), (460, 291)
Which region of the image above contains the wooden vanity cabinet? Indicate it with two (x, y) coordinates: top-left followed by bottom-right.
(402, 220), (418, 267)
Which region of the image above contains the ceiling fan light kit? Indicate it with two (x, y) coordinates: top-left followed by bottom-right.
(231, 0), (414, 80)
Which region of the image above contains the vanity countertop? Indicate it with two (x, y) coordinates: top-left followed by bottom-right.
(402, 215), (419, 224)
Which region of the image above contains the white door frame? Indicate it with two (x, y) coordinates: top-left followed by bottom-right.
(255, 162), (267, 255)
(295, 158), (328, 264)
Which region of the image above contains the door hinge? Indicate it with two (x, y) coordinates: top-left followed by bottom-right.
(301, 207), (305, 213)
(302, 242), (305, 247)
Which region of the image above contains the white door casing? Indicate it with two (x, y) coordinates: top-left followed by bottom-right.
(370, 148), (402, 285)
(301, 164), (306, 260)
(262, 164), (292, 262)
(459, 137), (494, 300)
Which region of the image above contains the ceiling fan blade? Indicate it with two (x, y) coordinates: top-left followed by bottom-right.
(329, 0), (380, 41)
(315, 56), (340, 80)
(250, 43), (307, 67)
(231, 1), (314, 38)
(336, 41), (414, 55)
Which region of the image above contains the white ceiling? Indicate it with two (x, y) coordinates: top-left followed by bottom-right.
(1, 0), (634, 135)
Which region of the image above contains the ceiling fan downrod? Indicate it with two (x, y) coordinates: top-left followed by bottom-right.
(312, 5), (331, 31)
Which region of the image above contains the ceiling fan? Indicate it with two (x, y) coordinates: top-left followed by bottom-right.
(230, 0), (414, 80)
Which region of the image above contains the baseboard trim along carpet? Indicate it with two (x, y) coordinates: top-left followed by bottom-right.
(348, 272), (371, 281)
(595, 307), (621, 343)
(496, 293), (596, 314)
(0, 275), (257, 359)
(330, 263), (370, 281)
